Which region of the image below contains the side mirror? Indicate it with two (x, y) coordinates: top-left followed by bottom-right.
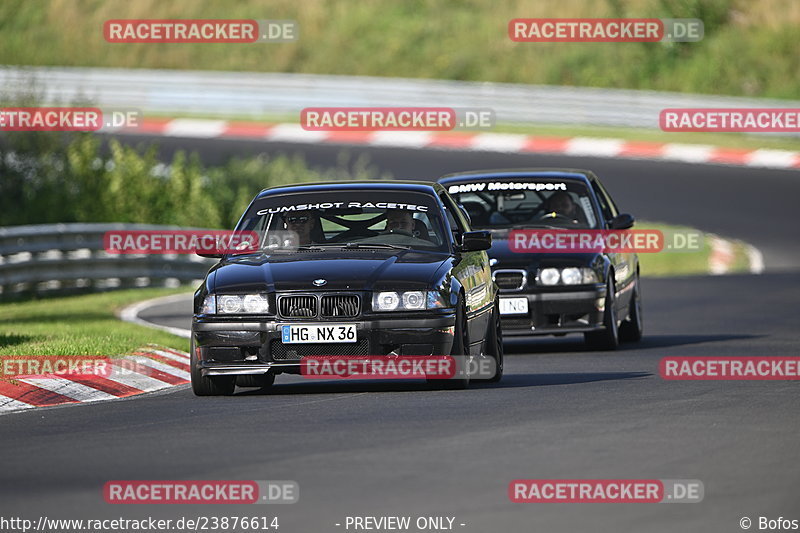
(196, 251), (223, 258)
(461, 230), (492, 252)
(609, 213), (635, 230)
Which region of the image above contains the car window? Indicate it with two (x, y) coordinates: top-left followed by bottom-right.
(590, 181), (615, 223)
(446, 179), (599, 229)
(238, 190), (450, 252)
(592, 179), (620, 220)
(439, 192), (470, 231)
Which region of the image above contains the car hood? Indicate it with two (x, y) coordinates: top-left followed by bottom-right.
(210, 249), (452, 292)
(486, 229), (601, 269)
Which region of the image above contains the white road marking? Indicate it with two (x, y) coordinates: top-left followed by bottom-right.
(662, 144), (715, 163)
(565, 137), (624, 157)
(266, 124), (328, 143)
(0, 395), (37, 412)
(123, 356), (191, 381)
(17, 377), (116, 402)
(746, 244), (765, 274)
(746, 149), (798, 169)
(163, 119), (228, 138)
(369, 131), (432, 147)
(470, 133), (529, 152)
(106, 364), (175, 392)
(146, 348), (190, 363)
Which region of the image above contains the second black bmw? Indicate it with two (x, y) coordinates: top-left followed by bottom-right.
(439, 169), (643, 350)
(191, 181), (503, 395)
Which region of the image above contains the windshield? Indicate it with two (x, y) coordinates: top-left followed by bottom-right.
(235, 190), (449, 253)
(446, 179), (599, 229)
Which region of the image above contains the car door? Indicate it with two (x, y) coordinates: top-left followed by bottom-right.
(438, 190), (493, 353)
(590, 177), (635, 310)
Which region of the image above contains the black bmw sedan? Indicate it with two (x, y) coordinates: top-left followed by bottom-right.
(439, 169), (643, 350)
(191, 181), (503, 395)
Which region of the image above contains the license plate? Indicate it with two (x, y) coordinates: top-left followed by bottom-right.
(281, 324), (358, 344)
(499, 297), (528, 315)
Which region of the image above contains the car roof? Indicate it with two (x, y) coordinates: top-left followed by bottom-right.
(256, 180), (444, 199)
(438, 168), (597, 186)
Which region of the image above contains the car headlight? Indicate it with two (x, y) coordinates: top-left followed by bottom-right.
(561, 267), (582, 285)
(201, 294), (216, 314)
(537, 268), (598, 286)
(402, 291), (425, 310)
(372, 291), (450, 311)
(582, 269), (599, 284)
(538, 268), (560, 286)
(205, 294), (270, 314)
(373, 291), (400, 311)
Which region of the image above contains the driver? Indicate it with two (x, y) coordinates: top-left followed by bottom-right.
(384, 209), (415, 235)
(283, 211), (319, 245)
(543, 192), (579, 220)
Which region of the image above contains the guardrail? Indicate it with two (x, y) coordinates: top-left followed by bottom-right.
(0, 223), (214, 298)
(2, 66), (799, 132)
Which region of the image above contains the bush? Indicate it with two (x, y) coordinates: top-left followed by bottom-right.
(0, 131), (387, 228)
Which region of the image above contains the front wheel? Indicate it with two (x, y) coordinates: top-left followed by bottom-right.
(584, 276), (619, 351)
(431, 298), (470, 389)
(475, 299), (503, 383)
(619, 275), (643, 343)
(190, 340), (236, 396)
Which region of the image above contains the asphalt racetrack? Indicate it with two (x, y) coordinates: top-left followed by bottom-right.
(1, 137), (798, 533)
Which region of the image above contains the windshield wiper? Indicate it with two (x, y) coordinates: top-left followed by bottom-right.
(276, 243), (411, 251)
(295, 244), (332, 251)
(342, 242), (410, 250)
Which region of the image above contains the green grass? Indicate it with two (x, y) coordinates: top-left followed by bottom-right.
(0, 287), (191, 357)
(636, 221), (750, 276)
(1, 0), (799, 99)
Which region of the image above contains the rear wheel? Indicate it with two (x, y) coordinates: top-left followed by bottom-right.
(475, 299), (503, 383)
(584, 276), (619, 351)
(190, 340), (236, 396)
(619, 275), (643, 343)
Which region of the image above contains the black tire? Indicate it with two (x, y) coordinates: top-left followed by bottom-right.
(236, 373), (276, 388)
(475, 299), (503, 383)
(619, 275), (643, 343)
(432, 297), (471, 389)
(190, 340), (236, 396)
(584, 275), (619, 351)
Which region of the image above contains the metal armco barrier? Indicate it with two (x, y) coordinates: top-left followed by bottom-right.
(0, 223), (214, 298)
(1, 66), (798, 132)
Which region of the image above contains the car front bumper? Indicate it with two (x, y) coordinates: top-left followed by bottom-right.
(192, 314), (457, 376)
(498, 284), (606, 336)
